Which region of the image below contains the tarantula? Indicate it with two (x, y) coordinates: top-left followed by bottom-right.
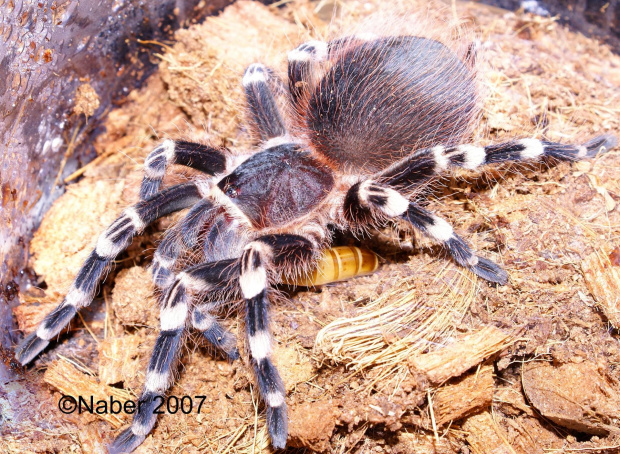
(16, 33), (616, 453)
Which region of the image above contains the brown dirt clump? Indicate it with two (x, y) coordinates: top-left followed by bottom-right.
(522, 361), (620, 436)
(6, 1), (620, 454)
(582, 248), (620, 328)
(73, 83), (101, 119)
(288, 400), (339, 451)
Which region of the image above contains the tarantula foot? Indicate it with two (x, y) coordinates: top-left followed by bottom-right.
(202, 324), (240, 360)
(267, 404), (288, 449)
(15, 332), (50, 365)
(469, 256), (508, 285)
(108, 427), (145, 454)
(583, 134), (618, 158)
(443, 236), (507, 285)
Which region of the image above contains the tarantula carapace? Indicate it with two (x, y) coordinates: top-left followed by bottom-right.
(16, 33), (616, 453)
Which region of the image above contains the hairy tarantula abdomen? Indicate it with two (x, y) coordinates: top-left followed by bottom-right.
(216, 143), (334, 228)
(307, 36), (478, 173)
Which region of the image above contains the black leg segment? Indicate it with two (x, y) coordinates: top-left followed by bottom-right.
(140, 140), (228, 200)
(243, 63), (287, 141)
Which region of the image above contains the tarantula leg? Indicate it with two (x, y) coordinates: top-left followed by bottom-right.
(287, 40), (328, 106)
(151, 199), (216, 290)
(15, 183), (202, 366)
(379, 134), (618, 188)
(191, 304), (239, 360)
(151, 229), (184, 291)
(344, 181), (508, 285)
(243, 63), (287, 141)
(110, 258), (242, 453)
(239, 235), (315, 449)
(403, 203), (508, 284)
(140, 140), (228, 200)
(109, 278), (190, 454)
(240, 244), (287, 448)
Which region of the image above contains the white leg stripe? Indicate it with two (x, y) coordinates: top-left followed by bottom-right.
(153, 252), (175, 269)
(144, 165), (166, 179)
(96, 212), (139, 258)
(64, 287), (90, 308)
(250, 241), (273, 256)
(240, 267), (267, 299)
(432, 146), (449, 170)
(160, 139), (175, 162)
(263, 136), (293, 150)
(381, 190), (410, 217)
(124, 207), (146, 231)
(577, 146), (588, 158)
(227, 153), (252, 169)
(243, 63), (267, 87)
(96, 233), (123, 259)
(300, 222), (327, 243)
(458, 145), (486, 169)
(357, 180), (374, 205)
(195, 180), (213, 199)
(287, 40), (328, 62)
(36, 326), (52, 340)
(160, 303), (188, 331)
(519, 139), (545, 159)
(358, 182), (409, 217)
(249, 331), (272, 361)
(427, 216), (454, 242)
(131, 420), (152, 436)
(37, 320), (63, 340)
(265, 391), (285, 408)
(179, 272), (211, 292)
(144, 371), (170, 393)
(191, 308), (215, 331)
(145, 139), (175, 165)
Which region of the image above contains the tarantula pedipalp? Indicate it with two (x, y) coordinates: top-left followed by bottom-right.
(15, 32), (616, 453)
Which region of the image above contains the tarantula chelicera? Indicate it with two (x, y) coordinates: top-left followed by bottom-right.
(16, 32), (616, 453)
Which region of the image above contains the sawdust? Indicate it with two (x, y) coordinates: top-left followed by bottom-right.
(7, 1), (620, 453)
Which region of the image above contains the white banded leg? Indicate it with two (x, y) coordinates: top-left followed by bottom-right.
(114, 234), (315, 453)
(140, 140), (228, 200)
(15, 183), (202, 366)
(109, 257), (243, 453)
(108, 280), (189, 454)
(240, 238), (310, 449)
(243, 63), (287, 141)
(403, 203), (508, 284)
(345, 181), (508, 284)
(379, 134), (618, 188)
(151, 198), (216, 290)
(151, 230), (183, 291)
